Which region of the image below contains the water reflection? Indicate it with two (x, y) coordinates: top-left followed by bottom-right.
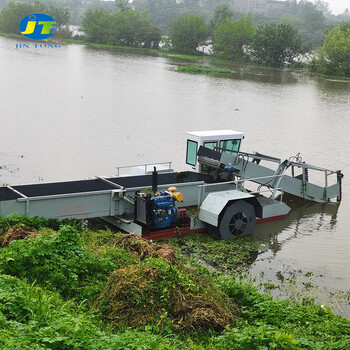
(179, 59), (302, 85)
(228, 65), (301, 85)
(253, 199), (340, 255)
(315, 76), (350, 94)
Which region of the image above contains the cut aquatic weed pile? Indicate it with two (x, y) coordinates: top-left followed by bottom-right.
(95, 256), (238, 331)
(0, 213), (81, 243)
(114, 233), (177, 264)
(178, 65), (234, 74)
(1, 224), (40, 246)
(88, 232), (238, 331)
(0, 217), (239, 333)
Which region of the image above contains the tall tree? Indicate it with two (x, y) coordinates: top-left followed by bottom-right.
(210, 3), (234, 30)
(252, 23), (308, 67)
(213, 15), (255, 61)
(81, 9), (113, 44)
(313, 0), (331, 17)
(310, 23), (350, 77)
(132, 0), (185, 31)
(116, 0), (131, 12)
(167, 14), (209, 54)
(46, 4), (71, 31)
(281, 0), (326, 47)
(298, 2), (326, 47)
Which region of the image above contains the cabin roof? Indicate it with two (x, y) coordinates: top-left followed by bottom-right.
(186, 130), (244, 140)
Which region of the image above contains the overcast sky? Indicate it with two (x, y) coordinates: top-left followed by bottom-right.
(318, 0), (349, 15)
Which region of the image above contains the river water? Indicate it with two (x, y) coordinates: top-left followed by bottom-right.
(1, 37), (350, 315)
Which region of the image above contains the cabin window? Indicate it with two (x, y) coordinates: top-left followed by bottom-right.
(219, 139), (241, 155)
(201, 142), (217, 172)
(186, 140), (198, 166)
(204, 141), (217, 150)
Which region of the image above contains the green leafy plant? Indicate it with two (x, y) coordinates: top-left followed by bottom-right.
(0, 225), (132, 303)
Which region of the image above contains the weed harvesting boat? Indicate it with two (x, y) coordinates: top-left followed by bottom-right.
(0, 130), (343, 239)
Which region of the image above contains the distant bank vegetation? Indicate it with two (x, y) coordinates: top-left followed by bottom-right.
(0, 0), (349, 76)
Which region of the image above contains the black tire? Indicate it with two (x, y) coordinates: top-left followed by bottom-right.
(219, 200), (256, 238)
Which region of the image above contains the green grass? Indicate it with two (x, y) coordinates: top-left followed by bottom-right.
(177, 65), (234, 74)
(218, 278), (350, 349)
(0, 215), (349, 349)
(0, 274), (187, 349)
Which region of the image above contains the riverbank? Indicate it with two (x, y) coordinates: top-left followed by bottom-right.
(61, 38), (343, 79)
(4, 33), (349, 81)
(0, 215), (349, 349)
(0, 33), (254, 64)
(63, 37), (215, 61)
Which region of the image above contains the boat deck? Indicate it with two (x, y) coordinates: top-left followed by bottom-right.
(0, 172), (209, 201)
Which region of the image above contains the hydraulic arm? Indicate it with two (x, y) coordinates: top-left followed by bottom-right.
(197, 146), (343, 203)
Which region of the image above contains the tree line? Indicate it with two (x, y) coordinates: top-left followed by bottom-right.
(167, 9), (309, 69)
(0, 0), (349, 42)
(0, 0), (349, 77)
(166, 4), (350, 76)
(0, 0), (71, 38)
(81, 6), (161, 48)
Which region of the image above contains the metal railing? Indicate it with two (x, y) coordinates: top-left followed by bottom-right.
(116, 161), (173, 177)
(220, 150), (342, 202)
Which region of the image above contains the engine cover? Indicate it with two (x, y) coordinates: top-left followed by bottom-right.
(134, 192), (179, 230)
(153, 194), (179, 229)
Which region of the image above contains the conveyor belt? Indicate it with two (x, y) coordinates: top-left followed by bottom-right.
(0, 187), (21, 201)
(0, 172), (209, 202)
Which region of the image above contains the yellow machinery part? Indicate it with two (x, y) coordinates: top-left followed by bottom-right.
(168, 187), (184, 202)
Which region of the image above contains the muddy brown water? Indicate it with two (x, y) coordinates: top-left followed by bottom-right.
(1, 36), (350, 315)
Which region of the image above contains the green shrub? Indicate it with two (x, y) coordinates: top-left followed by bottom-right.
(0, 226), (134, 302)
(309, 24), (350, 77)
(178, 65), (234, 74)
(0, 213), (81, 234)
